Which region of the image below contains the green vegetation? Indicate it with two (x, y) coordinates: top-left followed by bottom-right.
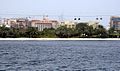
(0, 23), (119, 38)
(55, 26), (76, 38)
(108, 27), (120, 38)
(40, 28), (57, 38)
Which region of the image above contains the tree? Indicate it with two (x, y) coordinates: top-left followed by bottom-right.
(108, 27), (120, 38)
(55, 26), (76, 38)
(93, 25), (108, 38)
(0, 25), (10, 38)
(40, 28), (57, 38)
(76, 23), (94, 37)
(25, 27), (40, 38)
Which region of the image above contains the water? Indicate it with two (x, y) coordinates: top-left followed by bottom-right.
(0, 40), (120, 71)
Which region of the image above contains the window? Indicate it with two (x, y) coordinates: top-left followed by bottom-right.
(65, 25), (67, 27)
(69, 25), (71, 28)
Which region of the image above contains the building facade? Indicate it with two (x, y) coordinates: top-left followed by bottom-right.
(110, 16), (120, 30)
(59, 21), (76, 28)
(31, 18), (59, 31)
(87, 21), (99, 29)
(74, 21), (99, 29)
(6, 18), (29, 29)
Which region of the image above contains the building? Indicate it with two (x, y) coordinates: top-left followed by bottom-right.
(110, 16), (120, 30)
(87, 21), (99, 29)
(6, 18), (29, 29)
(30, 18), (59, 31)
(7, 18), (17, 28)
(0, 19), (2, 24)
(0, 18), (10, 28)
(76, 21), (99, 29)
(0, 18), (3, 27)
(59, 21), (76, 28)
(16, 18), (29, 28)
(50, 20), (59, 29)
(106, 25), (110, 30)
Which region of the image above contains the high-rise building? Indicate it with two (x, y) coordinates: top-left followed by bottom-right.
(110, 16), (120, 30)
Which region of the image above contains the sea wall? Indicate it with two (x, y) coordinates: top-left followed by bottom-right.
(0, 38), (120, 40)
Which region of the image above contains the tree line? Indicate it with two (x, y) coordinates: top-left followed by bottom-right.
(0, 23), (120, 38)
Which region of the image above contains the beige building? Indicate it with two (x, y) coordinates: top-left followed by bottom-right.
(76, 21), (99, 29)
(59, 21), (76, 28)
(5, 18), (29, 28)
(87, 21), (99, 29)
(31, 18), (59, 31)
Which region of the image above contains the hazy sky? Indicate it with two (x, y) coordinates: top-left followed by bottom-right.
(0, 0), (120, 15)
(0, 0), (120, 26)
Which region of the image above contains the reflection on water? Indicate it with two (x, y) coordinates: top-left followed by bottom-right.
(0, 40), (120, 71)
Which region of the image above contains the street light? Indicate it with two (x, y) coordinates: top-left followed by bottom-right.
(96, 18), (102, 20)
(78, 18), (80, 20)
(100, 18), (102, 20)
(74, 18), (77, 20)
(74, 18), (81, 20)
(96, 18), (98, 20)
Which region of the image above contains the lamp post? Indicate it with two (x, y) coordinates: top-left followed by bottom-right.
(74, 18), (77, 20)
(78, 18), (80, 20)
(74, 17), (81, 20)
(96, 18), (102, 20)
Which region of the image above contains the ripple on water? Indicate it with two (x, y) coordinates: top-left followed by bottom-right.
(0, 40), (120, 71)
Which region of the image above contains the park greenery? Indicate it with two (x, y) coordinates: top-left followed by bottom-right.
(0, 23), (120, 38)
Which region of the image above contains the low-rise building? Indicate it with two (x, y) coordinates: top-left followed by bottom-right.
(76, 21), (99, 29)
(106, 25), (110, 30)
(110, 16), (120, 30)
(0, 18), (10, 28)
(30, 18), (59, 31)
(59, 21), (76, 28)
(6, 18), (29, 29)
(0, 18), (3, 26)
(87, 21), (99, 29)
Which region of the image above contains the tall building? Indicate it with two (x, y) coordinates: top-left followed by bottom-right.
(110, 16), (120, 30)
(30, 18), (59, 31)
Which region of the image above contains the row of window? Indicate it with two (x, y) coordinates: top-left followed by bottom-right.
(35, 24), (52, 31)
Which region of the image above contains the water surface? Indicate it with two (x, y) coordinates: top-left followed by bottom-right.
(0, 40), (120, 71)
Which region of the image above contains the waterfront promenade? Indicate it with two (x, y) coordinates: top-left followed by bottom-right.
(0, 38), (120, 40)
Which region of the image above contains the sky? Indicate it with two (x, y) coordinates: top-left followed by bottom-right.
(0, 0), (120, 27)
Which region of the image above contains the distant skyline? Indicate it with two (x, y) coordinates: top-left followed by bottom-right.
(0, 0), (120, 27)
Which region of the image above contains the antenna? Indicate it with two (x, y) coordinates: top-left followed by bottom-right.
(59, 13), (64, 22)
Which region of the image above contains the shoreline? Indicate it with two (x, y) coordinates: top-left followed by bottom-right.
(0, 38), (120, 40)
